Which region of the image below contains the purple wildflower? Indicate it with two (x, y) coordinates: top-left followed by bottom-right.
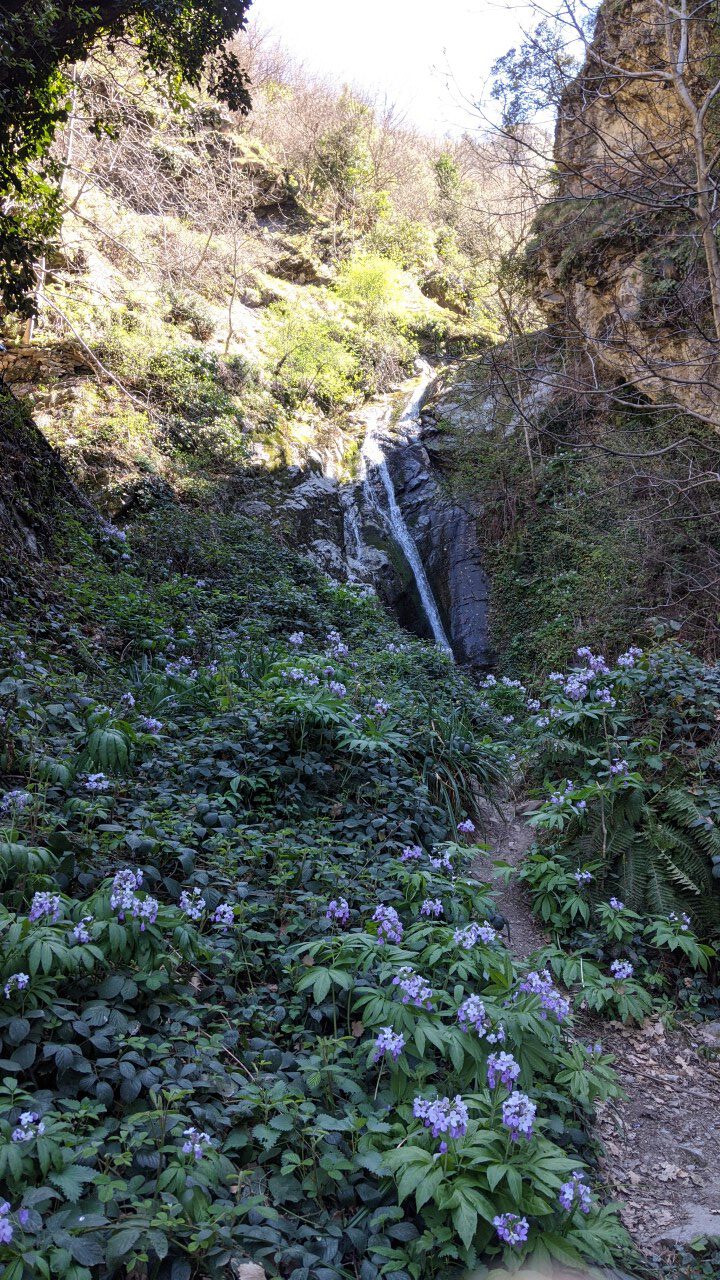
(72, 916), (93, 943)
(610, 959), (633, 981)
(457, 994), (506, 1042)
(0, 1202), (12, 1245)
(668, 911), (691, 931)
(12, 1112), (45, 1143)
(493, 1212), (529, 1246)
(373, 700), (390, 716)
(420, 898), (443, 918)
(608, 897), (624, 911)
(609, 758), (628, 775)
(457, 818), (475, 835)
(400, 845), (423, 863)
(212, 903), (235, 930)
(428, 849), (453, 873)
(559, 1170), (592, 1213)
(326, 898), (350, 926)
(84, 773), (111, 792)
(120, 692), (136, 710)
(288, 632), (305, 647)
(487, 1051), (521, 1090)
(28, 892), (61, 923)
(413, 1094), (469, 1147)
(181, 1127), (213, 1159)
(392, 966), (433, 1009)
(501, 1091), (536, 1141)
(0, 789), (31, 813)
(454, 921), (497, 949)
(327, 681), (347, 697)
(373, 1027), (405, 1063)
(138, 716), (163, 734)
(518, 969), (570, 1021)
(617, 646), (643, 668)
(179, 888), (206, 920)
(574, 869), (593, 886)
(3, 972), (29, 1000)
(373, 904), (403, 944)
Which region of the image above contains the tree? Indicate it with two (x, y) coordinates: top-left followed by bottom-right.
(0, 0), (253, 316)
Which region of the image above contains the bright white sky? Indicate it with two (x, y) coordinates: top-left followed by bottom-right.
(253, 0), (536, 136)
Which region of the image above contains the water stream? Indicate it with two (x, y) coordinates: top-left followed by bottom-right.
(354, 364), (454, 656)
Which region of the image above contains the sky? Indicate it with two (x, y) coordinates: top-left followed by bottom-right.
(252, 0), (535, 136)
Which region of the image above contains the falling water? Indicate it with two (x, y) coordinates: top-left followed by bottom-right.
(361, 365), (453, 656)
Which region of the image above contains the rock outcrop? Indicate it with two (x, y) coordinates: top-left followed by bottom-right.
(531, 0), (720, 426)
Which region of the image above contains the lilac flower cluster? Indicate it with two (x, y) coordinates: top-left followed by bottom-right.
(328, 681), (347, 698)
(212, 903), (235, 930)
(610, 959), (633, 980)
(28, 892), (61, 923)
(526, 698), (541, 712)
(428, 850), (453, 873)
(457, 994), (505, 1042)
(617, 646), (643, 668)
(283, 667), (319, 687)
(413, 1094), (468, 1151)
(420, 898), (443, 918)
(373, 699), (389, 716)
(180, 888), (206, 920)
(609, 758), (629, 775)
(457, 818), (475, 835)
(120, 691), (136, 710)
(518, 970), (570, 1021)
(326, 630), (349, 658)
(392, 966), (433, 1009)
(110, 868), (158, 930)
(182, 1126), (213, 1159)
(493, 1212), (529, 1246)
(72, 916), (93, 943)
(373, 1027), (405, 1062)
(608, 897), (625, 911)
(668, 911), (691, 931)
(138, 716), (163, 734)
(501, 1091), (536, 1141)
(12, 1112), (45, 1142)
(487, 1052), (520, 1089)
(3, 972), (29, 1000)
(400, 845), (423, 862)
(84, 773), (111, 792)
(574, 869), (593, 886)
(454, 921), (497, 949)
(326, 898), (350, 926)
(0, 789), (31, 813)
(0, 1202), (13, 1245)
(559, 1170), (592, 1213)
(165, 656), (198, 679)
(373, 904), (403, 944)
(288, 631), (305, 646)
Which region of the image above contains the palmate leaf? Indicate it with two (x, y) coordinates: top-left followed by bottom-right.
(83, 725), (130, 772)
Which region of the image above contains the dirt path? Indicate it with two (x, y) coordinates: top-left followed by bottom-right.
(475, 800), (720, 1268)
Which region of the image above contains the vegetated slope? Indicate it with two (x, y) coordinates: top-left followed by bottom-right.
(0, 35), (517, 522)
(0, 507), (629, 1278)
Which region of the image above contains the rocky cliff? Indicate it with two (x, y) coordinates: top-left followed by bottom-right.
(529, 0), (720, 425)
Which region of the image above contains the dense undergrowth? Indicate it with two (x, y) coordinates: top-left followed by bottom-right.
(478, 644), (720, 1023)
(0, 512), (636, 1279)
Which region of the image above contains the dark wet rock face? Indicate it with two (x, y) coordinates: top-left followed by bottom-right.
(384, 439), (491, 667)
(231, 367), (492, 668)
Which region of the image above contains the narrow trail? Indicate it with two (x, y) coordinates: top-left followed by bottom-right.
(475, 801), (720, 1268)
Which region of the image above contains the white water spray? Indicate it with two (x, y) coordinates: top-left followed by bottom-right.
(360, 365), (453, 656)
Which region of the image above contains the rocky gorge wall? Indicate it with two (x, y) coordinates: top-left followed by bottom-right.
(530, 0), (720, 427)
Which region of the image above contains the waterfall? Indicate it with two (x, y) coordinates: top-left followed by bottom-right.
(361, 365), (454, 657)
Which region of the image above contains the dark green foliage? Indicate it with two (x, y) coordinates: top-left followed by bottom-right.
(0, 0), (252, 314)
(0, 509), (631, 1277)
(472, 644), (720, 1020)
